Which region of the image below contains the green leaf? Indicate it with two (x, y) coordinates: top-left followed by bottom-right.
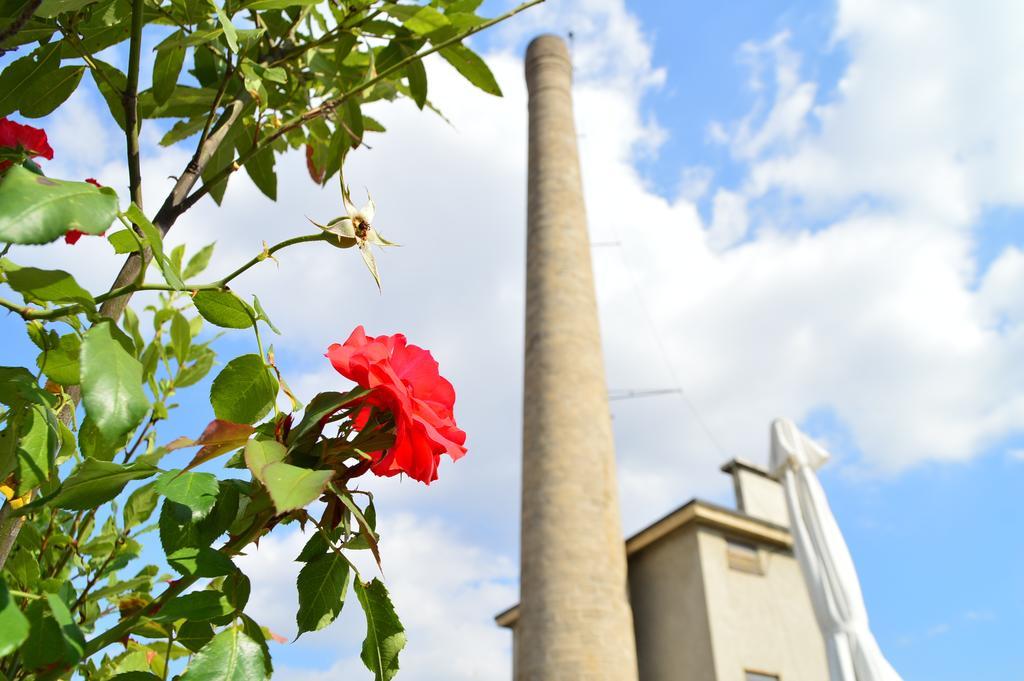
(21, 595), (84, 669)
(154, 590), (234, 623)
(155, 470), (219, 519)
(51, 458), (157, 510)
(177, 621), (215, 653)
(240, 0), (319, 9)
(0, 42), (60, 117)
(406, 57), (427, 109)
(180, 627), (268, 681)
(214, 5), (238, 53)
(78, 415), (129, 462)
(107, 228), (141, 253)
(243, 145), (276, 201)
(339, 493), (381, 569)
(152, 33), (186, 106)
(238, 613), (272, 674)
(296, 551), (350, 637)
(123, 480), (160, 528)
(251, 295), (280, 334)
(438, 43), (502, 96)
(192, 290), (253, 329)
(159, 500), (200, 554)
(354, 578), (406, 681)
(243, 439), (285, 482)
(196, 481), (242, 545)
(36, 332), (81, 385)
(91, 59), (129, 130)
(184, 243), (215, 279)
(15, 403), (56, 493)
(296, 529), (333, 562)
(35, 0), (99, 17)
(44, 593), (85, 662)
(210, 354), (277, 424)
(1, 258), (94, 308)
(81, 321), (150, 440)
(223, 570), (251, 611)
(177, 348), (215, 388)
(285, 389), (361, 451)
(260, 462), (332, 513)
(400, 5), (450, 35)
(20, 66), (86, 118)
(170, 312), (192, 366)
(0, 166), (119, 244)
(124, 203), (184, 289)
(0, 577), (29, 656)
(166, 546), (236, 577)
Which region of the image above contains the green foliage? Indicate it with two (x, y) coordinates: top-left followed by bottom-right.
(296, 551), (350, 637)
(0, 166), (118, 244)
(193, 290), (253, 329)
(0, 0), (539, 677)
(179, 627), (268, 681)
(51, 458), (157, 510)
(0, 578), (29, 656)
(155, 470), (219, 520)
(355, 578), (407, 681)
(81, 321), (150, 440)
(210, 354), (278, 424)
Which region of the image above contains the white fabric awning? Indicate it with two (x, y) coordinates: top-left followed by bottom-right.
(769, 418), (903, 681)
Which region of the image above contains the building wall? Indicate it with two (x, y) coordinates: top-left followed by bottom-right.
(628, 526), (717, 681)
(697, 529), (829, 681)
(734, 468), (790, 528)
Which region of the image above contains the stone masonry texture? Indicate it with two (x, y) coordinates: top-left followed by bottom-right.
(517, 34), (640, 681)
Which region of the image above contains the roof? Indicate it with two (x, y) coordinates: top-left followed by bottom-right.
(494, 498), (793, 628)
(719, 457), (776, 480)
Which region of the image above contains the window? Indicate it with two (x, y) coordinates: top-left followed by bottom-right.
(726, 538), (763, 574)
(745, 672), (780, 681)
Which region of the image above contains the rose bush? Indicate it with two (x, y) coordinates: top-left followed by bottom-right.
(0, 1), (541, 679)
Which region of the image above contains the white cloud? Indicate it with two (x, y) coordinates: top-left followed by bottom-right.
(742, 0), (1024, 224)
(9, 0), (1024, 676)
(707, 188), (750, 249)
(238, 514), (516, 681)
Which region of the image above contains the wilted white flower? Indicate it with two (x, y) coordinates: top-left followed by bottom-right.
(309, 186), (396, 289)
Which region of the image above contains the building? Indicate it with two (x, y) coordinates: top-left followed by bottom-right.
(512, 33), (829, 681)
(498, 459), (829, 681)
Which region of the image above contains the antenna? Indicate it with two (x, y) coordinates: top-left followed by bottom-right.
(609, 388), (683, 401)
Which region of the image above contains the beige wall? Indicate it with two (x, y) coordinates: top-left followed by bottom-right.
(734, 468), (791, 528)
(698, 529), (828, 681)
(500, 502), (828, 681)
(629, 526), (716, 681)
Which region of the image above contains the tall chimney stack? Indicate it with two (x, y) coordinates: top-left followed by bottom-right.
(517, 35), (639, 680)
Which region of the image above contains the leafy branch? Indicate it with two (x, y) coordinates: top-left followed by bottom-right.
(179, 0), (545, 214)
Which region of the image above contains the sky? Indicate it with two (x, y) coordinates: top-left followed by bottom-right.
(2, 0), (1023, 679)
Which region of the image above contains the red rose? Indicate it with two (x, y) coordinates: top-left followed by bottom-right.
(327, 326), (467, 484)
(65, 179), (105, 244)
(0, 117), (54, 172)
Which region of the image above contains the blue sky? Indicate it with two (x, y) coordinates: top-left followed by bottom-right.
(2, 0), (1023, 679)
